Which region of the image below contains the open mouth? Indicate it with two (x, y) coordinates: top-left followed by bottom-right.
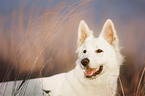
(85, 65), (103, 78)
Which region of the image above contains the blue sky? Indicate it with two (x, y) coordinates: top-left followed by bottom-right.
(1, 0), (145, 27)
(1, 0), (145, 17)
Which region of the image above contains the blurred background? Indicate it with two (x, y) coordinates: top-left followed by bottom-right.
(0, 0), (144, 95)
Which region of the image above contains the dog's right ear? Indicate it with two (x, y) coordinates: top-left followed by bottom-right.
(77, 20), (93, 47)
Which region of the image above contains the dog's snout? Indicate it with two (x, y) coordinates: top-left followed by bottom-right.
(81, 58), (90, 66)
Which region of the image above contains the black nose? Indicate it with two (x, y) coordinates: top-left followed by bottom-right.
(81, 58), (90, 66)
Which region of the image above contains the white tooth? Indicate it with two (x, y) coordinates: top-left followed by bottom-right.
(90, 72), (93, 75)
(95, 66), (100, 71)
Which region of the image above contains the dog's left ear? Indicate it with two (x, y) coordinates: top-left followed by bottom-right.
(100, 19), (119, 46)
(77, 20), (93, 47)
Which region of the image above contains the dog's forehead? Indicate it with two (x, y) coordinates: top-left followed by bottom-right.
(83, 36), (110, 51)
(85, 37), (101, 45)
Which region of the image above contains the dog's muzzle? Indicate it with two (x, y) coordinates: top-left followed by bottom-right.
(81, 58), (103, 78)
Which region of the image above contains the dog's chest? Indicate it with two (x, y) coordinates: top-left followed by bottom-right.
(55, 83), (113, 96)
(52, 70), (115, 96)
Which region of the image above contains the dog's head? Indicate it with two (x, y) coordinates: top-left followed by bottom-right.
(76, 19), (123, 79)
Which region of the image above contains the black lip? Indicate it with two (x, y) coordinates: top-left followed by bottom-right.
(94, 65), (103, 75)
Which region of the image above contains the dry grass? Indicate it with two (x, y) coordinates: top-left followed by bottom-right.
(117, 66), (145, 96)
(0, 0), (93, 81)
(0, 0), (144, 95)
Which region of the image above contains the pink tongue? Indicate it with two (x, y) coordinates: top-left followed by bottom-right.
(85, 68), (99, 77)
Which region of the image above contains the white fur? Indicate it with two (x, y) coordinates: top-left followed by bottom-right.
(0, 19), (123, 96)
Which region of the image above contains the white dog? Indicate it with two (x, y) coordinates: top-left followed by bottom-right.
(0, 19), (123, 96)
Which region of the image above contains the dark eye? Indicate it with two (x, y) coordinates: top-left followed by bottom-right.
(83, 50), (87, 53)
(96, 49), (103, 53)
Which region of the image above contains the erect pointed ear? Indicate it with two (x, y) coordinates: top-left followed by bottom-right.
(100, 19), (119, 46)
(77, 20), (93, 47)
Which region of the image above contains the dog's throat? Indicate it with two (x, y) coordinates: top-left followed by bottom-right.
(85, 66), (103, 78)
